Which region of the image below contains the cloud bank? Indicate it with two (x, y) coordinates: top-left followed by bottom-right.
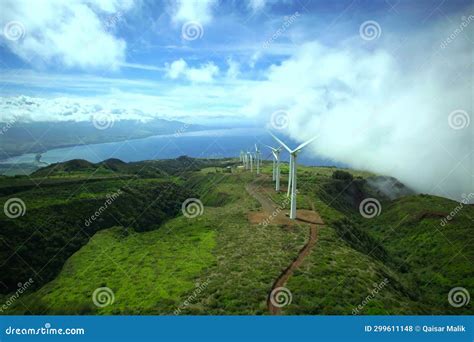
(246, 17), (472, 201)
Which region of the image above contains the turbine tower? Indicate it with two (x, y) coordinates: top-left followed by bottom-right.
(248, 151), (253, 172)
(269, 132), (318, 220)
(265, 144), (282, 192)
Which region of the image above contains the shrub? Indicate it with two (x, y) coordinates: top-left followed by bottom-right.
(331, 170), (353, 181)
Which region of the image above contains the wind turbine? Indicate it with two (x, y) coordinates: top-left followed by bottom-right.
(265, 144), (282, 192)
(247, 151), (253, 172)
(254, 144), (261, 174)
(269, 132), (318, 220)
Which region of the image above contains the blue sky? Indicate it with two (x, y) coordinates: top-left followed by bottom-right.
(0, 0), (471, 124)
(0, 0), (472, 200)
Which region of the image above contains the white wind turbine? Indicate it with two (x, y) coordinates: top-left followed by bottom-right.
(269, 132), (318, 220)
(265, 144), (282, 192)
(247, 151), (253, 172)
(254, 144), (261, 174)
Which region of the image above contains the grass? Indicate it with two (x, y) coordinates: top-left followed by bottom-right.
(1, 157), (471, 315)
(14, 221), (216, 315)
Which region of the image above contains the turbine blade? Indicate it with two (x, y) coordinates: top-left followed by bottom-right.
(264, 144), (277, 151)
(268, 131), (292, 153)
(294, 135), (318, 152)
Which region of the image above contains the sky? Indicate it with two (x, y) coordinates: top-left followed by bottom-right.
(0, 0), (473, 201)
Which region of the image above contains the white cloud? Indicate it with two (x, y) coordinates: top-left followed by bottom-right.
(0, 0), (134, 70)
(226, 58), (240, 79)
(245, 22), (472, 202)
(171, 0), (216, 24)
(165, 58), (219, 82)
(248, 0), (266, 12)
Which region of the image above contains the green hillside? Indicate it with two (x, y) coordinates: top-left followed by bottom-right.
(1, 158), (471, 315)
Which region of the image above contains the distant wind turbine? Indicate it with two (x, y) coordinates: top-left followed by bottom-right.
(255, 144), (261, 174)
(269, 132), (318, 220)
(265, 144), (282, 192)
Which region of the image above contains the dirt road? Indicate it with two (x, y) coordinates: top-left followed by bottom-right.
(245, 181), (324, 315)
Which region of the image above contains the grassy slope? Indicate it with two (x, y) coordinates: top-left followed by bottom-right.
(0, 163), (194, 293)
(361, 195), (474, 314)
(2, 160), (471, 315)
(276, 164), (472, 315)
(6, 170), (308, 314)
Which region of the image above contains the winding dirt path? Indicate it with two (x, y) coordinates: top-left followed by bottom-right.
(245, 181), (324, 315)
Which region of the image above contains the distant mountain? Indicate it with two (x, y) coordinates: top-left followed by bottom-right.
(0, 119), (206, 160)
(30, 155), (229, 178)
